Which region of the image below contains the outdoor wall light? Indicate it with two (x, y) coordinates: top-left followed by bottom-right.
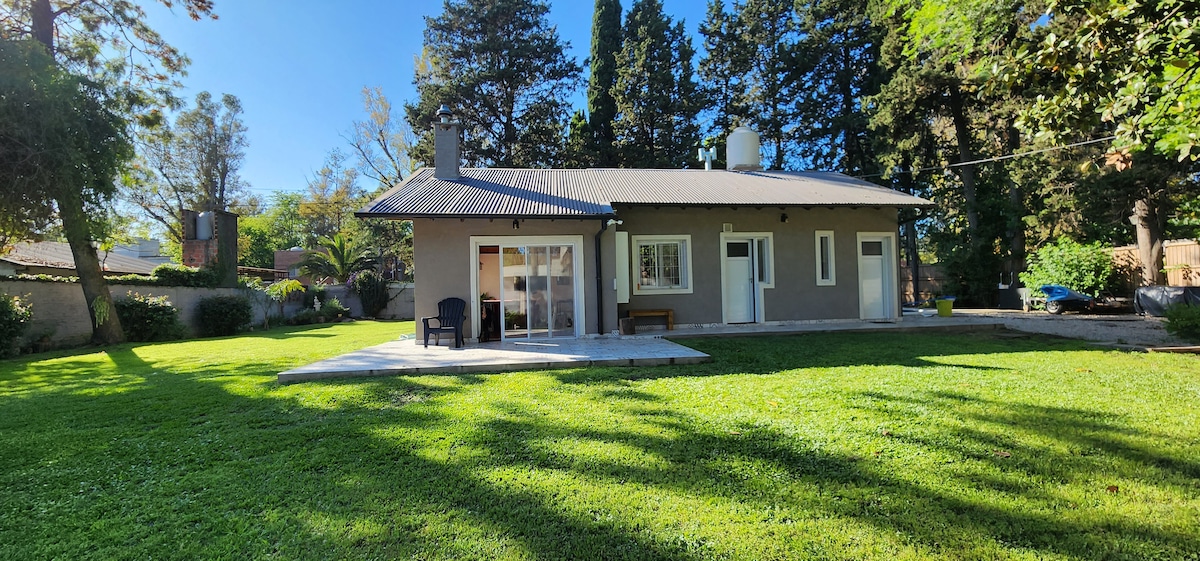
(780, 213), (789, 223)
(512, 219), (520, 230)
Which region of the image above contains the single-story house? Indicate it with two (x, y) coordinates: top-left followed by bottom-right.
(0, 241), (160, 277)
(357, 109), (933, 343)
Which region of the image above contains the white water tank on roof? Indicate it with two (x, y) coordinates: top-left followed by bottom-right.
(726, 126), (762, 171)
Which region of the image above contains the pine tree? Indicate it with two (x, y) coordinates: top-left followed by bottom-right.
(405, 0), (580, 168)
(587, 0), (623, 167)
(697, 0), (750, 151)
(612, 0), (704, 169)
(792, 0), (882, 175)
(732, 0), (801, 170)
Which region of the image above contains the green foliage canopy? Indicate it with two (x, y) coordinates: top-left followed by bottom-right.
(1018, 237), (1118, 297)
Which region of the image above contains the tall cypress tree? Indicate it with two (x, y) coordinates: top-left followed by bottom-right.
(587, 0), (622, 167)
(612, 0), (704, 168)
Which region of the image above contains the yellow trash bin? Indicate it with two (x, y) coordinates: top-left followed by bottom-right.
(936, 297), (956, 317)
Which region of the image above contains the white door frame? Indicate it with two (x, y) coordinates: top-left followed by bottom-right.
(470, 235), (586, 340)
(719, 232), (774, 324)
(856, 232), (898, 320)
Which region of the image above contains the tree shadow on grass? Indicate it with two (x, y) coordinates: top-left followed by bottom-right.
(557, 329), (1087, 384)
(2, 332), (1197, 559)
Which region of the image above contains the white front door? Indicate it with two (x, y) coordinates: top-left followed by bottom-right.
(858, 234), (895, 320)
(724, 241), (756, 323)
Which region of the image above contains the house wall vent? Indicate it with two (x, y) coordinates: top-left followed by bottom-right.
(726, 126), (762, 171)
(722, 223), (734, 232)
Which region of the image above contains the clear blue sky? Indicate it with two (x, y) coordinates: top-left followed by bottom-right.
(144, 0), (713, 197)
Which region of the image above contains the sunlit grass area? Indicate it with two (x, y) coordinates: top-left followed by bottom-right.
(2, 323), (1197, 560)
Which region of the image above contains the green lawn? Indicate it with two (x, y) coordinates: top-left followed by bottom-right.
(2, 322), (1198, 560)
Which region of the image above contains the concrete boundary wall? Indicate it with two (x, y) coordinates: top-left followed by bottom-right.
(0, 280), (415, 347)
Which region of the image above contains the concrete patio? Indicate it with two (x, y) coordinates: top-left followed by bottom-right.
(277, 336), (712, 383)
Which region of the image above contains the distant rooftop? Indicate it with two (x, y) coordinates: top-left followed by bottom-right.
(1, 241), (161, 275)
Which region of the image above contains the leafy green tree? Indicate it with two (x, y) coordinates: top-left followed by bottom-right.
(587, 0), (623, 167)
(348, 86), (416, 189)
(345, 86), (416, 278)
(1018, 237), (1118, 298)
(298, 233), (378, 285)
(406, 0), (580, 168)
(301, 150), (362, 245)
(124, 91), (250, 243)
(2, 0), (215, 344)
(997, 0), (1200, 285)
(0, 40), (132, 343)
(238, 192), (307, 268)
(612, 0), (704, 169)
(1007, 0), (1199, 164)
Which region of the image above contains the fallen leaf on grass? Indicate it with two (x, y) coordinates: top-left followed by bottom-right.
(767, 400), (780, 408)
(880, 429), (893, 437)
(1076, 368), (1092, 373)
(728, 430), (742, 435)
(1106, 485), (1119, 494)
(994, 450), (1012, 458)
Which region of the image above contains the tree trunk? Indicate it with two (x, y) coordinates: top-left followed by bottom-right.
(30, 0), (55, 52)
(1133, 197), (1165, 286)
(57, 192), (126, 345)
(947, 83), (979, 235)
(904, 218), (920, 304)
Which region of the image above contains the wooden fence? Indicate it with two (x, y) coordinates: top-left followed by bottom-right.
(899, 263), (947, 304)
(1110, 239), (1200, 287)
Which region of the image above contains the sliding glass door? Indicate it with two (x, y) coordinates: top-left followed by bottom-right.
(500, 244), (576, 339)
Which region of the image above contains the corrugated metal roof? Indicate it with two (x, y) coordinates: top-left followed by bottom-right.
(357, 168), (933, 219)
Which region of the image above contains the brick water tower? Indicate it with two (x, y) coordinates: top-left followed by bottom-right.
(181, 209), (239, 288)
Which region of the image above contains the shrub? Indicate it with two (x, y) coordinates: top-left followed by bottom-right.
(1164, 304), (1200, 343)
(113, 293), (186, 342)
(195, 294), (253, 337)
(321, 297), (350, 318)
(0, 293), (33, 357)
(352, 270), (391, 318)
(151, 264), (220, 288)
(1019, 238), (1117, 297)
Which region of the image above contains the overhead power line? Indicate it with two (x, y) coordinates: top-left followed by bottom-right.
(853, 135), (1118, 179)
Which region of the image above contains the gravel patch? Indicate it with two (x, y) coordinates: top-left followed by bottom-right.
(949, 309), (1189, 347)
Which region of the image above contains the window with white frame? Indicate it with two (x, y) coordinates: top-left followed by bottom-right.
(632, 235), (692, 294)
(815, 230), (835, 285)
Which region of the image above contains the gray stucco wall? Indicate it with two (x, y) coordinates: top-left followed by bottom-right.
(616, 206), (900, 325)
(413, 218), (612, 340)
(0, 281), (262, 346)
(0, 280), (415, 347)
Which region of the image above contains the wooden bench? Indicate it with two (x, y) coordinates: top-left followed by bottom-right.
(628, 309), (674, 330)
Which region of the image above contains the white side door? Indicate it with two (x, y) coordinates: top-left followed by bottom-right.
(858, 234), (894, 320)
(724, 241), (755, 323)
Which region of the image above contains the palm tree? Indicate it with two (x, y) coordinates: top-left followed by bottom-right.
(298, 233), (378, 284)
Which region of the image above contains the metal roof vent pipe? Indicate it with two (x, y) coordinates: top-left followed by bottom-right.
(726, 126), (763, 171)
(433, 104), (461, 180)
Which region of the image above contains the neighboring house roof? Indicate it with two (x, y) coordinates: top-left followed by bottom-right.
(1, 241), (160, 275)
(357, 168), (934, 219)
